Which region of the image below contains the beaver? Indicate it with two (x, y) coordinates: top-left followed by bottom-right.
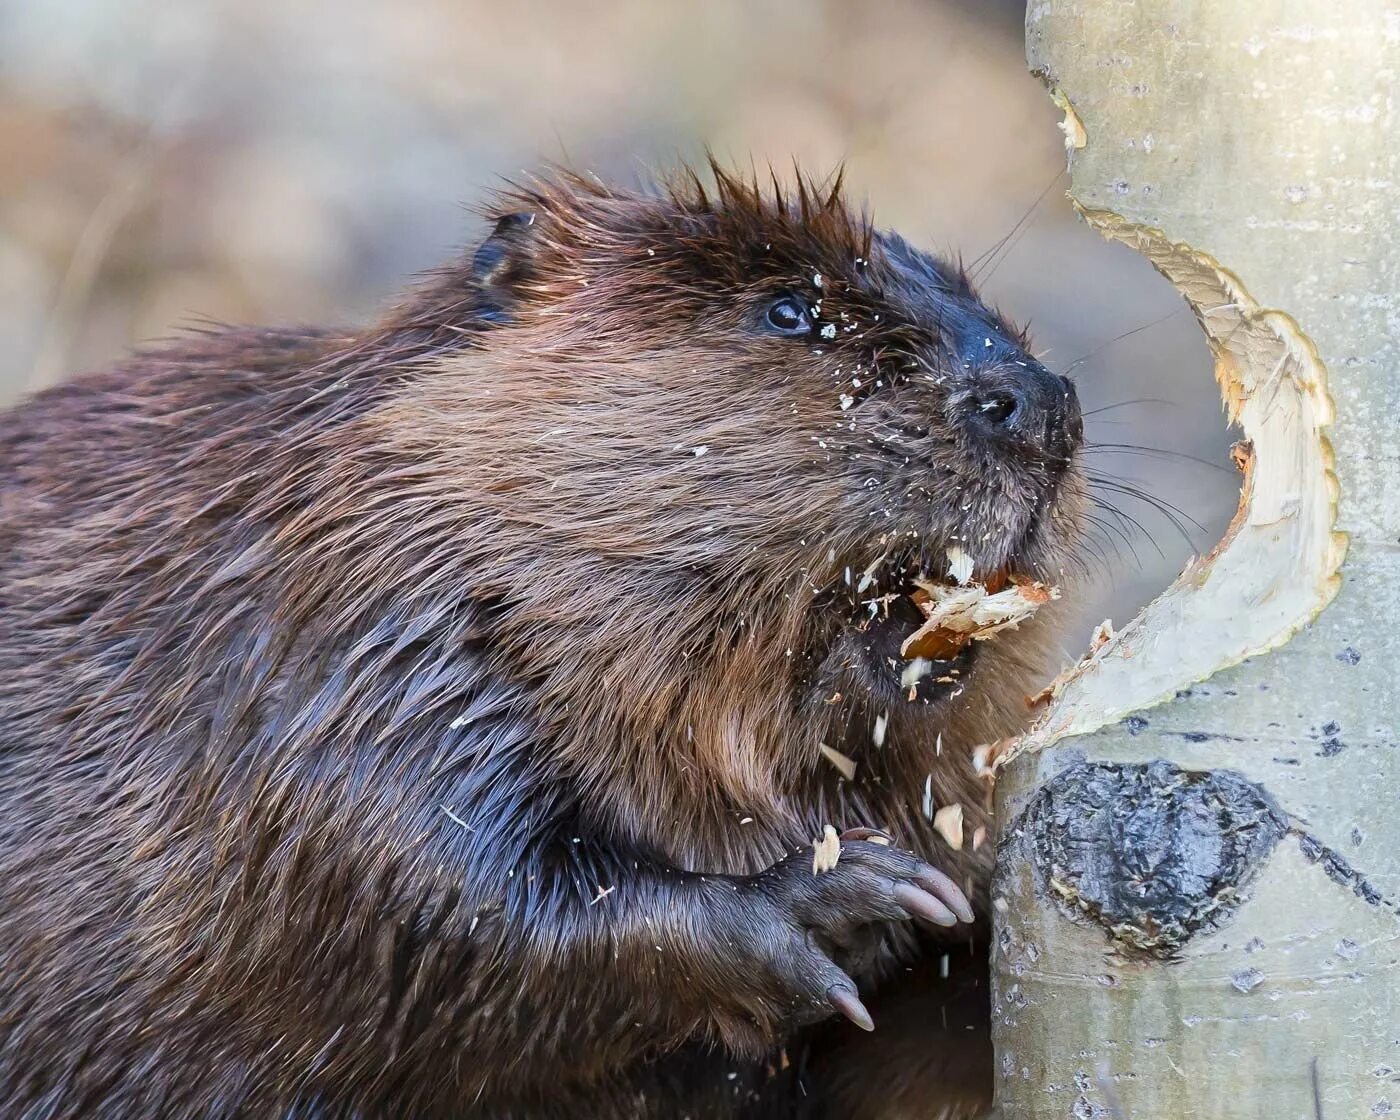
(0, 166), (1083, 1118)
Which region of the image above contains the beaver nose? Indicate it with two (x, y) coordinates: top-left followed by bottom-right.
(961, 365), (1082, 463)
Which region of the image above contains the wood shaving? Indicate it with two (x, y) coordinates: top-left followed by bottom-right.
(872, 712), (888, 748)
(1089, 618), (1117, 654)
(933, 804), (965, 850)
(901, 576), (1059, 661)
(1027, 663), (1076, 709)
(812, 825), (841, 874)
(819, 743), (857, 781)
(901, 657), (934, 698)
(945, 546), (975, 586)
(972, 825), (988, 852)
(972, 739), (1013, 779)
(1230, 439), (1252, 474)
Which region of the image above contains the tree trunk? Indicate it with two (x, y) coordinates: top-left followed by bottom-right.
(991, 3), (1399, 1117)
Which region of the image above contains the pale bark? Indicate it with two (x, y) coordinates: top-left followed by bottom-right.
(992, 3), (1400, 1117)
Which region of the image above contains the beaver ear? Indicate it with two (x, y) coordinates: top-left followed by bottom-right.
(470, 211), (539, 321)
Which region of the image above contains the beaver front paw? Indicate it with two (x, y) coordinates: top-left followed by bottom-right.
(702, 836), (973, 1055)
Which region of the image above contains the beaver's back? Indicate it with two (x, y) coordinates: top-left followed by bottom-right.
(0, 327), (366, 1116)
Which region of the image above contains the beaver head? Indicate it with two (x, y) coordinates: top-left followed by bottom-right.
(367, 166), (1084, 819)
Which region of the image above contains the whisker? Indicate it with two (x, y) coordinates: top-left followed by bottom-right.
(1074, 524), (1120, 581)
(1058, 307), (1187, 379)
(1085, 442), (1238, 476)
(1087, 475), (1205, 549)
(1089, 497), (1166, 564)
(968, 171), (1065, 281)
(1081, 397), (1175, 417)
(1069, 513), (1144, 587)
(1078, 522), (1130, 577)
(1087, 475), (1210, 532)
(1084, 508), (1147, 567)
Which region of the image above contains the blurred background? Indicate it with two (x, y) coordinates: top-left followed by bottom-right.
(0, 0), (1237, 649)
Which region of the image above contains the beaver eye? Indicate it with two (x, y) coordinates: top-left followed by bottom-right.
(765, 297), (812, 336)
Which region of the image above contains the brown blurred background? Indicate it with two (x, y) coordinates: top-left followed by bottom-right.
(0, 0), (1236, 648)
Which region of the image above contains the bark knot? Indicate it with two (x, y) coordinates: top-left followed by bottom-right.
(1014, 760), (1286, 958)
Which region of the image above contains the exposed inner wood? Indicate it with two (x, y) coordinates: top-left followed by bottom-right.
(1001, 198), (1345, 766)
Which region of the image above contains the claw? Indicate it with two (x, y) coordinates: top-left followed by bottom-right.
(827, 984), (875, 1032)
(892, 881), (958, 927)
(915, 868), (975, 924)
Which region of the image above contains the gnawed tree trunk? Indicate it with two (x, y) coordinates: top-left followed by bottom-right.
(991, 3), (1399, 1117)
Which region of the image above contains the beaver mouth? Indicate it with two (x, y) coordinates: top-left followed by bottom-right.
(842, 590), (977, 706)
(820, 549), (1057, 706)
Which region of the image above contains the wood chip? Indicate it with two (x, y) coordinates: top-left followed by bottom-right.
(819, 743), (857, 781)
(945, 545), (975, 586)
(972, 825), (988, 852)
(933, 804), (965, 850)
(872, 712), (888, 748)
(972, 739), (1013, 779)
(901, 576), (1059, 661)
(812, 824), (841, 874)
(1089, 618), (1117, 654)
(1230, 439), (1253, 474)
(901, 657), (934, 697)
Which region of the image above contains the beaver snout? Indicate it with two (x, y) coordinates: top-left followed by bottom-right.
(955, 362), (1082, 466)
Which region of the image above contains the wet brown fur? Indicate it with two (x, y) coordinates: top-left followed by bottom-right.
(0, 166), (1083, 1118)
